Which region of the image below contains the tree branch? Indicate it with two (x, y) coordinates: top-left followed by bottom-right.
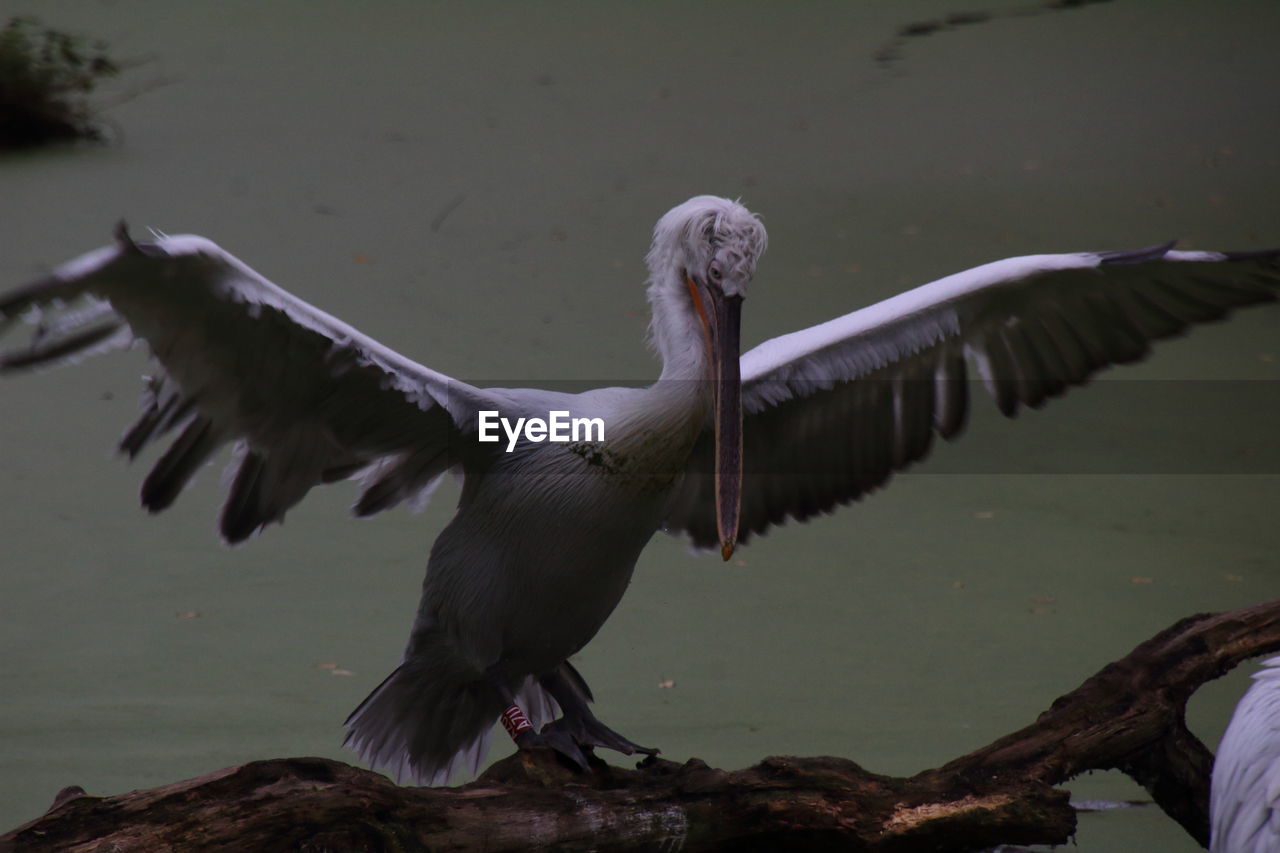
(5, 598), (1279, 852)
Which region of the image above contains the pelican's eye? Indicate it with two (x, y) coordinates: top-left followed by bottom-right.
(708, 260), (724, 283)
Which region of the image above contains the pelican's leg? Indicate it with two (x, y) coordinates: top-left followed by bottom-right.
(492, 679), (593, 771)
(538, 661), (659, 757)
(497, 704), (583, 768)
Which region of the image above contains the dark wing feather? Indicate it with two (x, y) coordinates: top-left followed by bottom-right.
(2, 230), (473, 542)
(664, 245), (1280, 549)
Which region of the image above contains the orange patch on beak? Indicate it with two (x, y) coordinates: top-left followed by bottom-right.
(686, 275), (713, 358)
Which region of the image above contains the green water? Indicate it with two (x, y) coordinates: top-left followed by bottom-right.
(2, 2), (1278, 848)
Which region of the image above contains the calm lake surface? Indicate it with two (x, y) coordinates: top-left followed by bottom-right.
(2, 2), (1278, 849)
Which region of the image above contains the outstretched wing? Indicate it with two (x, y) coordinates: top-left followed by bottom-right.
(1, 226), (475, 542)
(663, 243), (1280, 549)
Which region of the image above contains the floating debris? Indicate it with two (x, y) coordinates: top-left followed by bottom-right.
(0, 17), (120, 148)
(317, 662), (355, 676)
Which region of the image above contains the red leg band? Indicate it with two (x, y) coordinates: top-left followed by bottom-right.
(501, 704), (533, 740)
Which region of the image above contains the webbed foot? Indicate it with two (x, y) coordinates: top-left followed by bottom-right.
(513, 726), (593, 771)
(539, 661), (660, 757)
(542, 711), (659, 757)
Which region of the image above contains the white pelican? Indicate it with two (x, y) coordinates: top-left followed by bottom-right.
(1212, 656), (1280, 852)
(2, 197), (1277, 784)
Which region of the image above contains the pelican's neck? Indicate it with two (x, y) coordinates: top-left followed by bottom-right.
(602, 271), (712, 450)
(647, 272), (711, 384)
(594, 269), (716, 472)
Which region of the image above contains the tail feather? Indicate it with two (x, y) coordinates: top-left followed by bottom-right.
(344, 647), (563, 786)
(344, 655), (506, 786)
(516, 677), (561, 730)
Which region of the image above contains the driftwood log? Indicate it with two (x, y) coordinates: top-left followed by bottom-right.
(4, 598), (1279, 852)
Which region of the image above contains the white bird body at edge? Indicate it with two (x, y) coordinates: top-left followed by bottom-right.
(1211, 656), (1280, 853)
(3, 196), (1278, 785)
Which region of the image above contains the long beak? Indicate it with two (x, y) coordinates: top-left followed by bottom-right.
(708, 288), (743, 561)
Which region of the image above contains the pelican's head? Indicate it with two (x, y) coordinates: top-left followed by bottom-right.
(647, 196), (767, 562)
(647, 195), (768, 300)
(644, 196), (768, 377)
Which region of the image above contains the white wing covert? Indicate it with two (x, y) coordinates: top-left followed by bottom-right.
(664, 244), (1280, 549)
(1, 225), (472, 542)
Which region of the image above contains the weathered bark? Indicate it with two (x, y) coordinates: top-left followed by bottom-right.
(930, 596), (1280, 845)
(4, 598), (1279, 853)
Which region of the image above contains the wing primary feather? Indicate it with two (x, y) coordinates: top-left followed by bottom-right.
(890, 373), (908, 468)
(1149, 277), (1235, 321)
(995, 325), (1037, 410)
(0, 321), (124, 372)
(222, 450), (268, 544)
(893, 360), (934, 465)
(846, 384), (875, 500)
(321, 461), (371, 484)
(1037, 306), (1096, 381)
(1087, 291), (1152, 365)
(826, 398), (852, 504)
(1005, 321), (1067, 408)
(140, 416), (222, 513)
(119, 377), (196, 458)
(1019, 320), (1070, 403)
(120, 400), (195, 459)
(860, 378), (893, 492)
(933, 347), (968, 439)
(0, 274), (88, 320)
(1112, 284), (1189, 339)
(1182, 272), (1276, 304)
(975, 331), (1020, 417)
(355, 447), (450, 516)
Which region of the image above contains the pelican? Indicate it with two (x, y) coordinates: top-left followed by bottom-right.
(2, 197), (1277, 784)
(1212, 656), (1280, 852)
